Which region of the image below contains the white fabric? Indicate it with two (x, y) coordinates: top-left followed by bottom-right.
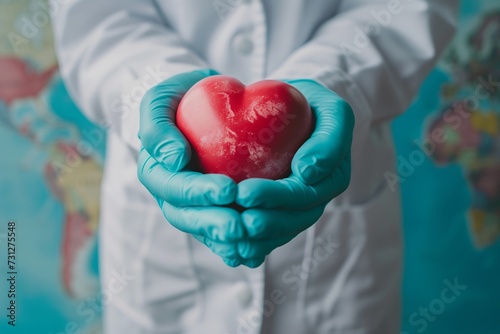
(51, 0), (458, 333)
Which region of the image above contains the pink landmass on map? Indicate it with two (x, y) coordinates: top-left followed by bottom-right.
(0, 57), (58, 105)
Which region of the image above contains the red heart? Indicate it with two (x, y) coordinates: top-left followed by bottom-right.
(177, 76), (313, 182)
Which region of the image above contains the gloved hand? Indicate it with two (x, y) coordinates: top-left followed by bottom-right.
(235, 79), (355, 267)
(137, 69), (246, 267)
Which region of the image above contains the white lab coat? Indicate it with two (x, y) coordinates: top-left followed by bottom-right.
(51, 0), (458, 333)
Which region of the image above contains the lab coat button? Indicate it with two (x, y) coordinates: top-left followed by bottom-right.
(234, 35), (254, 55)
(235, 281), (253, 307)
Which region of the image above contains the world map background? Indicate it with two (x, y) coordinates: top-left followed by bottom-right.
(0, 1), (498, 333)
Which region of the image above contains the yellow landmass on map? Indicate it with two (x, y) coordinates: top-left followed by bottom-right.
(0, 0), (57, 69)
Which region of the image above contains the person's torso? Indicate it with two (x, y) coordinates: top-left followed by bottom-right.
(100, 2), (403, 333)
(156, 0), (341, 83)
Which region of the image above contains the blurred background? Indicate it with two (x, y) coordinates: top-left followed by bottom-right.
(0, 0), (498, 333)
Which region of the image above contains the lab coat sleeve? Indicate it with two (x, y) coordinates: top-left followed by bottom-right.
(270, 0), (458, 140)
(51, 0), (207, 152)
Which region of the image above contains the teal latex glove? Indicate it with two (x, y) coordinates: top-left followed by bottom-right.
(235, 79), (355, 267)
(137, 69), (246, 267)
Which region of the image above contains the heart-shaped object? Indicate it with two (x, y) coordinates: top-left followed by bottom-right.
(177, 75), (313, 182)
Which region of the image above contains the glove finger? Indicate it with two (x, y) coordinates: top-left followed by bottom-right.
(238, 236), (295, 260)
(286, 80), (354, 185)
(240, 204), (326, 240)
(191, 234), (242, 266)
(223, 257), (243, 268)
(139, 70), (218, 172)
(138, 148), (236, 206)
(240, 257), (266, 268)
(237, 155), (350, 209)
(159, 200), (245, 242)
